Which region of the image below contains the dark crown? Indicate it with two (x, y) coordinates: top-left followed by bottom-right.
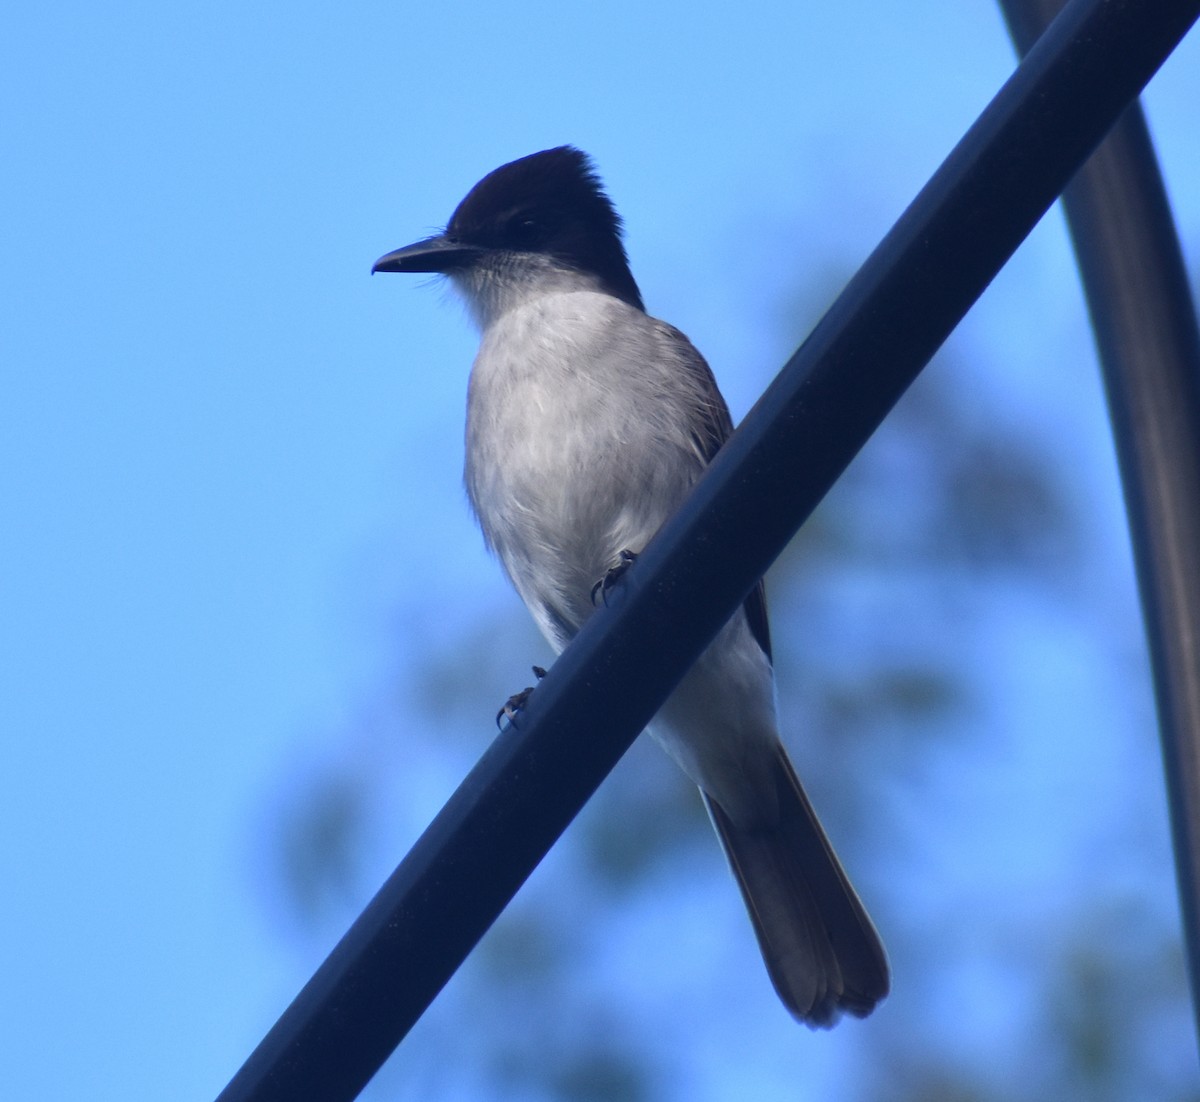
(445, 146), (644, 311)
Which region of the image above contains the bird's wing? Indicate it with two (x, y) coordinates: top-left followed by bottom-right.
(659, 321), (773, 663)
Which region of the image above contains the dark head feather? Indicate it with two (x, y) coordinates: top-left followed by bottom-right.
(444, 146), (644, 310)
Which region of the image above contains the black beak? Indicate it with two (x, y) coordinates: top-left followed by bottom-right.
(371, 234), (481, 275)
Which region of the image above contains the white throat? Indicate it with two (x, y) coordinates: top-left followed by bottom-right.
(449, 253), (612, 331)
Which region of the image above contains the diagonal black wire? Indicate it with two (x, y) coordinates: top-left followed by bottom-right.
(216, 1), (1200, 1099)
(1001, 0), (1200, 1041)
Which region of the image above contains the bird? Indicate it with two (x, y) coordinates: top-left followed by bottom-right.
(373, 146), (889, 1026)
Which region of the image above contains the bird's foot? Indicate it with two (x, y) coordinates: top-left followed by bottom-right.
(496, 665), (548, 727)
(590, 549), (639, 606)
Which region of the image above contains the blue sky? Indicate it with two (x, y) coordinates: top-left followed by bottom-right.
(3, 3), (1199, 1099)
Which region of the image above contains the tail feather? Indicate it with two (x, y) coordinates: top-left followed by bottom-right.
(703, 744), (889, 1027)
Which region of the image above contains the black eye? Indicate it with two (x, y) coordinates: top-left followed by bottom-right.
(506, 214), (542, 245)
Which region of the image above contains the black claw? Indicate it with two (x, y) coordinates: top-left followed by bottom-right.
(496, 687), (533, 727)
(591, 549), (639, 606)
(496, 667), (548, 727)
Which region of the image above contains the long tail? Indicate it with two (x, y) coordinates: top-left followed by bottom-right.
(703, 744), (889, 1026)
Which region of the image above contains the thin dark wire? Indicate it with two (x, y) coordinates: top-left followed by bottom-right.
(1001, 0), (1200, 1046)
(216, 1), (1200, 1099)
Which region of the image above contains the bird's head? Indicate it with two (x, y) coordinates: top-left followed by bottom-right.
(372, 146), (644, 324)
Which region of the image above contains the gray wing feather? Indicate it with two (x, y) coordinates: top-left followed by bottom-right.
(660, 321), (773, 663)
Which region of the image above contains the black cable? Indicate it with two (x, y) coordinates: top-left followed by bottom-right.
(1001, 0), (1200, 1044)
